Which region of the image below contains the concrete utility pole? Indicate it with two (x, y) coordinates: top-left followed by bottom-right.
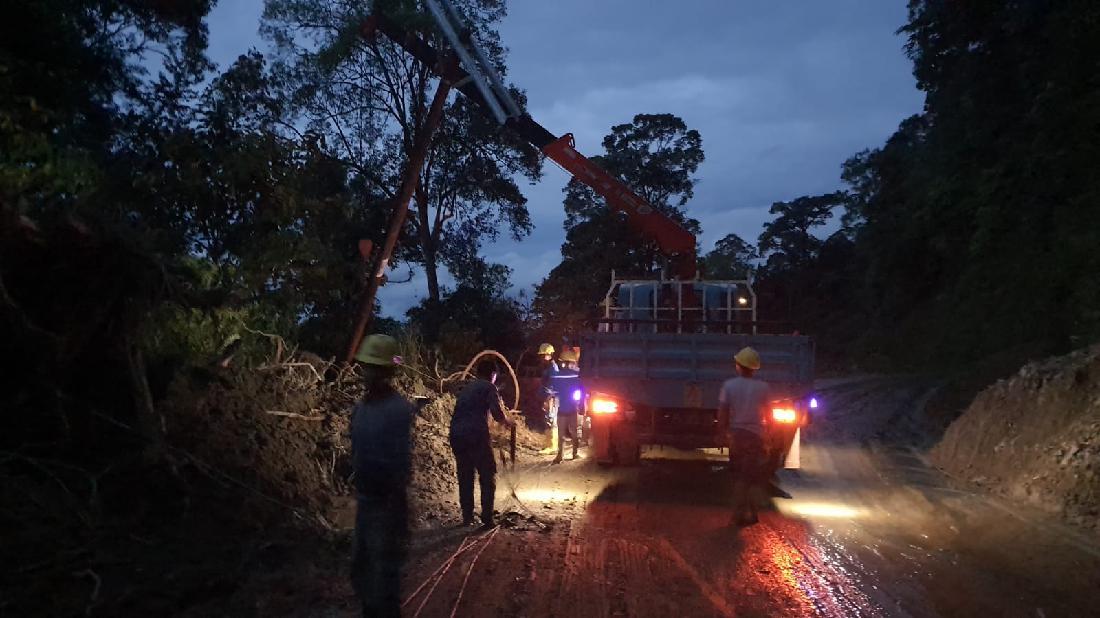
(345, 77), (452, 364)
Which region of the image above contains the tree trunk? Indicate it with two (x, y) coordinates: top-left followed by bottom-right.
(416, 191), (441, 304)
(124, 333), (165, 461)
(343, 78), (452, 363)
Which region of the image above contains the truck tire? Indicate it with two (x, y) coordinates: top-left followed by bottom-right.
(618, 444), (641, 466)
(613, 425), (641, 466)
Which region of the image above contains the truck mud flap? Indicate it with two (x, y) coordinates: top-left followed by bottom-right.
(783, 427), (801, 469)
(611, 423), (641, 466)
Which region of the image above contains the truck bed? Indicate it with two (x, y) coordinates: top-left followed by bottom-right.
(580, 332), (815, 410)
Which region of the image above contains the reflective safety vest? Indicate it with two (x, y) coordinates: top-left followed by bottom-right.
(549, 368), (582, 415)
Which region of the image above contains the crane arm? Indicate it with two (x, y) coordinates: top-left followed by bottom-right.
(361, 12), (698, 280)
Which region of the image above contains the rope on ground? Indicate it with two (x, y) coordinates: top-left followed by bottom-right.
(412, 533), (484, 618)
(499, 462), (553, 530)
(403, 534), (478, 609)
(449, 526), (501, 618)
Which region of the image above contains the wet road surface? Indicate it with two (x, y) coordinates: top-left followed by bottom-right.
(403, 378), (1100, 617)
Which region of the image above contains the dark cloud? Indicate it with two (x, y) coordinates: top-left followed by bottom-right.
(206, 1), (922, 315)
(485, 0), (922, 296)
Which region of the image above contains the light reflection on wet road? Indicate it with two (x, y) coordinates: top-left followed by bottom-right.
(408, 378), (1100, 617)
(562, 379), (1099, 616)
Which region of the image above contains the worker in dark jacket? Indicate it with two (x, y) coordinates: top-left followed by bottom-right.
(449, 360), (515, 527)
(552, 349), (583, 463)
(350, 334), (415, 617)
(538, 343), (560, 429)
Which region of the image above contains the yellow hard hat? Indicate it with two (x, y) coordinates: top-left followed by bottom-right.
(355, 334), (401, 367)
(537, 343), (555, 356)
(559, 349), (579, 363)
(734, 347), (761, 370)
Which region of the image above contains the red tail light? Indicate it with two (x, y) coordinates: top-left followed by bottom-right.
(591, 398), (619, 414)
(771, 408), (797, 424)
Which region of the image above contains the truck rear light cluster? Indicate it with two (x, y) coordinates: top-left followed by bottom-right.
(590, 397), (619, 414)
(771, 407), (797, 424)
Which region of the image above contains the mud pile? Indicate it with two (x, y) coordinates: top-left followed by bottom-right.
(410, 393), (460, 523)
(930, 343), (1100, 532)
(163, 360), (538, 527)
(163, 361), (358, 518)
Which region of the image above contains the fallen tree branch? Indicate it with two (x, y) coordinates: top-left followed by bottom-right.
(256, 362), (326, 383)
(10, 547), (90, 575)
(264, 410), (325, 421)
(73, 568), (101, 617)
(0, 272), (63, 349)
(243, 326), (289, 364)
(0, 451), (102, 528)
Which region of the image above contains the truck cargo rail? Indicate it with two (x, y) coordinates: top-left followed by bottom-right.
(591, 318), (795, 335)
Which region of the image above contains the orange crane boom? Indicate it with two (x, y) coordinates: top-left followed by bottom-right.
(361, 9), (698, 280)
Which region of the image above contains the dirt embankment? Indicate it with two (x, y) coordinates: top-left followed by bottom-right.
(1, 353), (542, 616)
(930, 344), (1100, 532)
(165, 359), (541, 528)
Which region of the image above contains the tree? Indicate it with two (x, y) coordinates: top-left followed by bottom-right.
(703, 234), (757, 279)
(758, 1), (1100, 366)
(98, 50), (392, 358)
(757, 193), (843, 273)
(848, 0), (1100, 362)
(406, 268), (526, 365)
(1, 0), (212, 215)
(534, 113), (704, 336)
(755, 192), (844, 329)
(1, 0), (216, 460)
(262, 0), (542, 307)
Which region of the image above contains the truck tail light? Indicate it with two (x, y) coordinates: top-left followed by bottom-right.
(771, 408), (797, 424)
(591, 397), (619, 414)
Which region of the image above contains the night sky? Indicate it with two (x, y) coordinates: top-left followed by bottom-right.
(205, 1), (923, 316)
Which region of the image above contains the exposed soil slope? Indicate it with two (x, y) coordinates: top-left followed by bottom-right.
(165, 362), (541, 527)
(930, 344), (1100, 532)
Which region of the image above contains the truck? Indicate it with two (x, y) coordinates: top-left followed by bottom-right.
(581, 275), (815, 469)
(362, 1), (816, 472)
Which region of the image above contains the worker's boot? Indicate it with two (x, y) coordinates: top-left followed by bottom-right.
(572, 442), (579, 460)
(552, 451), (563, 464)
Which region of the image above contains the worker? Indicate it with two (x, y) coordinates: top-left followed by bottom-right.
(717, 346), (769, 527)
(449, 359), (515, 527)
(537, 342), (556, 365)
(349, 334), (415, 617)
(552, 349), (583, 463)
(538, 342), (560, 436)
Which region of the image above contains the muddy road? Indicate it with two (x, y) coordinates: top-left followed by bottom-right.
(397, 377), (1100, 617)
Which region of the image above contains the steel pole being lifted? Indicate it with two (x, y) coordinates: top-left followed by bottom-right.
(345, 76), (452, 364)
